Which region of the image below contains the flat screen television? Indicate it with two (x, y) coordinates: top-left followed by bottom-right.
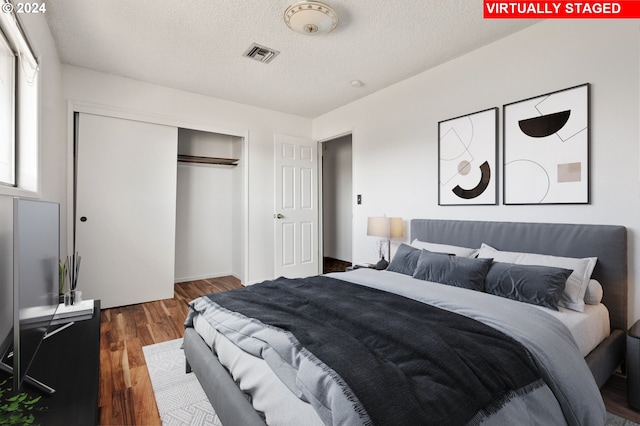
(0, 197), (59, 394)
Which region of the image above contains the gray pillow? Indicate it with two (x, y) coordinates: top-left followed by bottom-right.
(477, 243), (596, 312)
(485, 262), (573, 310)
(387, 244), (422, 276)
(412, 250), (493, 291)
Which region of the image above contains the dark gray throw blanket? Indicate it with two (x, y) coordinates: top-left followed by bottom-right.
(204, 275), (544, 426)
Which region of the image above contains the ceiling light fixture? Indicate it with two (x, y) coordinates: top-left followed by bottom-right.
(284, 1), (338, 35)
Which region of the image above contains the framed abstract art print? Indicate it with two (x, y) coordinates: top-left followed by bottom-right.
(503, 83), (590, 204)
(438, 107), (498, 205)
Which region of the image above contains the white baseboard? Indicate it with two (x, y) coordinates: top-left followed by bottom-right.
(175, 271), (241, 284)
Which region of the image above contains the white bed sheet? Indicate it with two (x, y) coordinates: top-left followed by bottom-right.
(531, 303), (610, 357)
(191, 270), (610, 424)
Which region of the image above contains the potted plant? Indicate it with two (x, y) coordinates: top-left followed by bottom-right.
(63, 253), (81, 306)
(58, 259), (67, 304)
(0, 379), (45, 425)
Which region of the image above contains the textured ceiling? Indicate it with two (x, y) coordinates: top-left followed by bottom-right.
(44, 0), (537, 118)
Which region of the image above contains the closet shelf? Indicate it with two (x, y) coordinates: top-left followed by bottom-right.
(178, 154), (238, 166)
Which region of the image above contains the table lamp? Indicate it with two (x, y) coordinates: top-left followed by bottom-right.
(367, 216), (403, 269)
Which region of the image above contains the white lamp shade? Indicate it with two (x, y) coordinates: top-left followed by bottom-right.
(389, 217), (404, 239)
(367, 217), (389, 238)
(367, 217), (403, 238)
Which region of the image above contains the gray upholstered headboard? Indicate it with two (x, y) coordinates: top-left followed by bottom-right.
(410, 219), (628, 331)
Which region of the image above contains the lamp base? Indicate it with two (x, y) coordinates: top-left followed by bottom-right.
(375, 257), (389, 270)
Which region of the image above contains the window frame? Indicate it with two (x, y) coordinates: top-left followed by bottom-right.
(0, 27), (15, 187)
(0, 6), (40, 197)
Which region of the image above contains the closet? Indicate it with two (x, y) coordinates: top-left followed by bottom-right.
(175, 128), (243, 283)
(74, 113), (244, 309)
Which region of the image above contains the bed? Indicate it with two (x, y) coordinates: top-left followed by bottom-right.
(183, 219), (627, 425)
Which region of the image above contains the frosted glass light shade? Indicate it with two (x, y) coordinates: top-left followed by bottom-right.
(284, 1), (338, 35)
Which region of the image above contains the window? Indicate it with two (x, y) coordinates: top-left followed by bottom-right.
(0, 30), (14, 186)
(0, 7), (39, 192)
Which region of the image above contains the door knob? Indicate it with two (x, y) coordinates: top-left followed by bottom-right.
(275, 213), (284, 219)
(80, 216), (87, 222)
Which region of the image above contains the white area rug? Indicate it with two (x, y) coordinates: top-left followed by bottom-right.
(143, 338), (222, 426)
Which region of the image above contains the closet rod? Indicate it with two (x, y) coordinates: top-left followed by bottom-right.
(177, 154), (238, 166)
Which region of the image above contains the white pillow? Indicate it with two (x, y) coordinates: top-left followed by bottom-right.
(477, 243), (597, 312)
(410, 239), (478, 257)
(584, 279), (603, 305)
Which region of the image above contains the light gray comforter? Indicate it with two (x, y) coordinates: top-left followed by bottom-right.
(189, 269), (606, 425)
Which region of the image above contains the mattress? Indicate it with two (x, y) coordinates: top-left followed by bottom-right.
(532, 302), (610, 357)
(191, 269), (610, 424)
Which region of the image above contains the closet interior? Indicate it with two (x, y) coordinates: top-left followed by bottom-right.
(175, 128), (244, 283)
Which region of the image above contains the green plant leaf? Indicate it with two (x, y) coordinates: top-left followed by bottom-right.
(8, 394), (26, 404)
(23, 396), (41, 406)
(8, 402), (19, 411)
(0, 385), (44, 426)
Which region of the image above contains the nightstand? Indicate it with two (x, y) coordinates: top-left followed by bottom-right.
(27, 300), (101, 425)
(345, 264), (376, 272)
(627, 320), (640, 410)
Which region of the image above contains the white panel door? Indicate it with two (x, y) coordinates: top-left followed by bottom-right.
(75, 113), (178, 308)
(274, 134), (319, 278)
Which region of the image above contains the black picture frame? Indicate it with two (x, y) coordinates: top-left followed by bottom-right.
(503, 83), (590, 205)
(438, 107), (498, 206)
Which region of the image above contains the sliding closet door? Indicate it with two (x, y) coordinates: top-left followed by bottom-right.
(75, 113), (178, 308)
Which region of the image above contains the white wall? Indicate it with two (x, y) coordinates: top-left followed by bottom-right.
(0, 13), (65, 335)
(62, 65), (312, 284)
(0, 13), (64, 347)
(313, 20), (640, 325)
(231, 134), (244, 277)
(322, 135), (352, 262)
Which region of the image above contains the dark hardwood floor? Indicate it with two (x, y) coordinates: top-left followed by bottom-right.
(99, 276), (640, 425)
(323, 256), (352, 273)
(603, 373), (640, 423)
(98, 276), (240, 425)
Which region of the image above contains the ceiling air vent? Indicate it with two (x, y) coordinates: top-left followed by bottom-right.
(243, 43), (280, 64)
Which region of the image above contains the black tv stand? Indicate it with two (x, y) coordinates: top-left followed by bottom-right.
(0, 320), (86, 395)
(0, 300), (100, 425)
(0, 358), (56, 395)
(0, 313), (89, 397)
